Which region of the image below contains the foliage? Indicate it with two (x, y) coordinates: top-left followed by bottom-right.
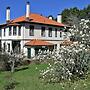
(40, 45), (90, 83)
(0, 49), (25, 72)
(4, 78), (18, 90)
(0, 51), (11, 71)
(69, 15), (90, 47)
(61, 5), (90, 24)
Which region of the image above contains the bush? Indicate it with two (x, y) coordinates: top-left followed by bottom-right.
(0, 49), (25, 72)
(40, 45), (90, 83)
(4, 73), (19, 90)
(0, 53), (11, 71)
(4, 79), (18, 90)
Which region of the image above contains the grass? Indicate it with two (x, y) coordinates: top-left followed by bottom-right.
(0, 63), (90, 90)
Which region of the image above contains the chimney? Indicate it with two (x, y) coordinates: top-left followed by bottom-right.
(48, 15), (53, 20)
(57, 14), (62, 23)
(6, 7), (10, 22)
(26, 1), (30, 19)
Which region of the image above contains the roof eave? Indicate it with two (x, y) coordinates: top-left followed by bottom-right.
(16, 21), (65, 27)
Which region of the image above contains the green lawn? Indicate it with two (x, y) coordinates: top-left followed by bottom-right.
(0, 64), (90, 90)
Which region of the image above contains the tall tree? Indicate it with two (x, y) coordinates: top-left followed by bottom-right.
(61, 5), (90, 24)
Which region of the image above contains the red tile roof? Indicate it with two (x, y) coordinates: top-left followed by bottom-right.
(61, 40), (73, 46)
(0, 22), (20, 28)
(7, 23), (20, 26)
(11, 13), (65, 27)
(25, 39), (54, 46)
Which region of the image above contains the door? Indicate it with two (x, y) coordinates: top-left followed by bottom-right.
(12, 40), (21, 53)
(28, 48), (31, 58)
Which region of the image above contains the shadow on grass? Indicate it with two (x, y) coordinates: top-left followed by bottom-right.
(15, 66), (29, 72)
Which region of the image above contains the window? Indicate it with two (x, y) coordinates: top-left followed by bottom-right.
(48, 28), (52, 37)
(54, 44), (57, 50)
(41, 27), (45, 37)
(60, 31), (62, 37)
(8, 43), (10, 52)
(3, 42), (6, 51)
(4, 28), (6, 36)
(29, 25), (34, 36)
(13, 26), (17, 35)
(9, 27), (12, 36)
(0, 29), (1, 36)
(55, 28), (57, 37)
(18, 26), (21, 36)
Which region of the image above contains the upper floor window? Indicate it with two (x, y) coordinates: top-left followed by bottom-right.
(55, 28), (57, 37)
(4, 28), (6, 36)
(18, 26), (21, 36)
(48, 28), (52, 37)
(13, 26), (17, 36)
(9, 27), (12, 36)
(41, 27), (45, 37)
(60, 31), (62, 37)
(29, 25), (34, 36)
(0, 29), (1, 36)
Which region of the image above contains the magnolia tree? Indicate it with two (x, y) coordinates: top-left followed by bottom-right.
(32, 15), (90, 83)
(69, 15), (90, 47)
(39, 45), (90, 83)
(0, 47), (24, 72)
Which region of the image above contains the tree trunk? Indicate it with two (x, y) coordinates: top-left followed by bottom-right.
(11, 60), (15, 73)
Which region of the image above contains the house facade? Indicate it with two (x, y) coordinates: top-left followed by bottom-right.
(0, 2), (70, 58)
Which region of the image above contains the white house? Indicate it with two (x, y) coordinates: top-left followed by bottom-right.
(0, 2), (70, 58)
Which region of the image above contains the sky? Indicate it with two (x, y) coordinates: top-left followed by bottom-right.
(0, 0), (90, 24)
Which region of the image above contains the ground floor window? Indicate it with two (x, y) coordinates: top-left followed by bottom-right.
(12, 41), (21, 53)
(3, 42), (6, 51)
(0, 40), (1, 50)
(54, 44), (57, 50)
(60, 31), (62, 37)
(8, 43), (10, 52)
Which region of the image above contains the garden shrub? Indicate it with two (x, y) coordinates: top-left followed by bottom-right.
(40, 45), (90, 83)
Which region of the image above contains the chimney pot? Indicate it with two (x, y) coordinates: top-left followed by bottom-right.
(7, 7), (10, 9)
(48, 15), (53, 20)
(27, 1), (30, 4)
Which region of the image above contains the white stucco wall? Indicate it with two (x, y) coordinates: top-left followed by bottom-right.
(0, 23), (70, 42)
(1, 26), (24, 40)
(24, 23), (65, 41)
